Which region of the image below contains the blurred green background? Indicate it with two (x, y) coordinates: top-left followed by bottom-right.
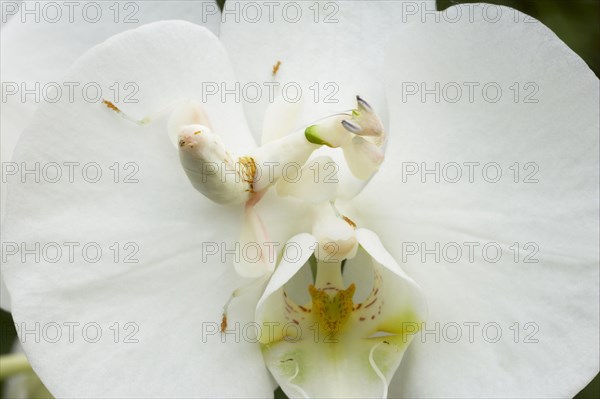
(1, 0), (599, 397)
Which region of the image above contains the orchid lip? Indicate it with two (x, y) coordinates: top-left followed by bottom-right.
(256, 228), (427, 399)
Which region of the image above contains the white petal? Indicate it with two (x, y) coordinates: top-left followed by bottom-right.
(0, 1), (221, 219)
(256, 233), (318, 314)
(261, 95), (304, 145)
(358, 5), (599, 398)
(220, 0), (436, 197)
(1, 21), (271, 397)
(355, 229), (426, 315)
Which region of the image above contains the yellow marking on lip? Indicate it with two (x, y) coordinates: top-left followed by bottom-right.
(309, 283), (356, 336)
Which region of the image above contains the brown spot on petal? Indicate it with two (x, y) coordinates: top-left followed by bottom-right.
(342, 215), (357, 229)
(364, 298), (377, 309)
(220, 314), (227, 332)
(272, 60), (282, 76)
(102, 100), (120, 113)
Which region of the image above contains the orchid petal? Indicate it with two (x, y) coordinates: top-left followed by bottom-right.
(261, 95), (304, 145)
(1, 21), (272, 397)
(257, 233), (318, 314)
(358, 5), (599, 397)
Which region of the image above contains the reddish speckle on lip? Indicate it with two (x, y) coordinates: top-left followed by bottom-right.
(364, 298), (377, 309)
(220, 315), (227, 332)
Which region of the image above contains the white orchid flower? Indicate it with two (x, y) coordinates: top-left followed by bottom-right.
(0, 1), (598, 399)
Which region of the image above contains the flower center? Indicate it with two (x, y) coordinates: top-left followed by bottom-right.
(308, 283), (356, 336)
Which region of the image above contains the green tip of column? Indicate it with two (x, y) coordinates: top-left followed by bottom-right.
(305, 125), (333, 147)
